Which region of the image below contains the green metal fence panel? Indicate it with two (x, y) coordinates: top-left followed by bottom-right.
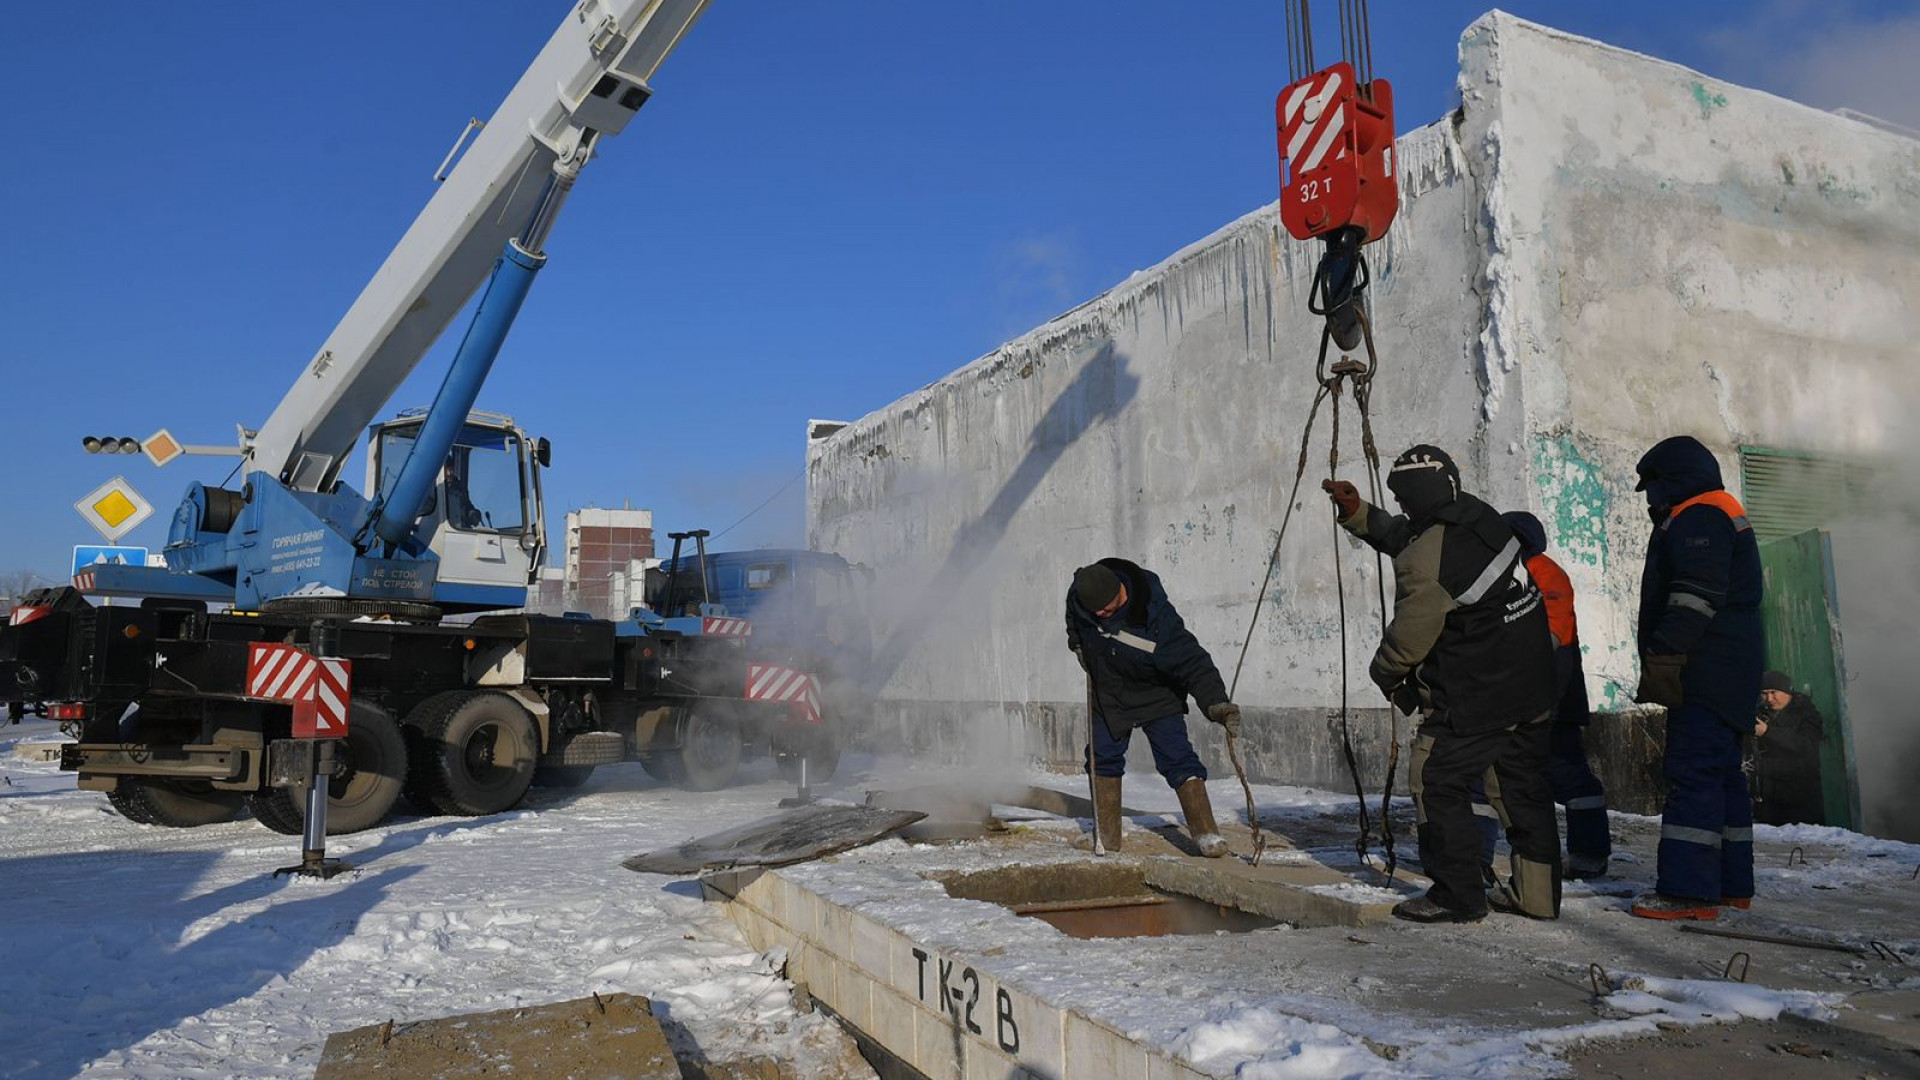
(1757, 529), (1860, 829)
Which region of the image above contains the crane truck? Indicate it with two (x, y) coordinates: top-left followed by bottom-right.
(0, 0), (844, 834)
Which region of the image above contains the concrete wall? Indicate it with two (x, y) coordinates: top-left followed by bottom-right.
(807, 116), (1482, 790)
(1464, 15), (1920, 707)
(1462, 16), (1920, 833)
(808, 13), (1920, 817)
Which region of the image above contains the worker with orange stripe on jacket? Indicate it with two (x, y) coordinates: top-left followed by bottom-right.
(1502, 511), (1611, 880)
(1628, 436), (1765, 921)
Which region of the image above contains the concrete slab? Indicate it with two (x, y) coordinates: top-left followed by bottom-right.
(718, 793), (1920, 1079)
(8, 739), (65, 764)
(312, 992), (677, 1079)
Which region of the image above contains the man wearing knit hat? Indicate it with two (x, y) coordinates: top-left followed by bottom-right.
(1065, 558), (1241, 857)
(1753, 670), (1827, 827)
(1324, 445), (1560, 923)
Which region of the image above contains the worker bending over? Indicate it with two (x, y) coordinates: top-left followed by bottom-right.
(1324, 446), (1560, 923)
(1065, 559), (1241, 857)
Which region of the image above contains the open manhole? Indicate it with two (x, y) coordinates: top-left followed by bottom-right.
(931, 864), (1283, 940)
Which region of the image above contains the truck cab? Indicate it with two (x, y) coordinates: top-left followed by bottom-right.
(367, 410), (550, 612)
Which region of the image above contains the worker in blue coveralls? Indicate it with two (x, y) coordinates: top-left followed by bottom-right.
(1628, 436), (1765, 921)
(1065, 559), (1240, 858)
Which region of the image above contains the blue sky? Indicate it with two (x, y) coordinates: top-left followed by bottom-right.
(2, 1), (1912, 583)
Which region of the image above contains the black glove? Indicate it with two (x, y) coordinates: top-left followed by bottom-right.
(1206, 702), (1242, 739)
(1322, 479), (1361, 520)
(1634, 652), (1687, 710)
(1388, 681), (1425, 716)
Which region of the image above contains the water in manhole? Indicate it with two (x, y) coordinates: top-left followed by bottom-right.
(932, 864), (1283, 939)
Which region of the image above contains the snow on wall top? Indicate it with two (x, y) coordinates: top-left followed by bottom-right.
(805, 119), (1463, 471)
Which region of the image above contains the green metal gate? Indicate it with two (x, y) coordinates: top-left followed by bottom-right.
(1756, 529), (1860, 829)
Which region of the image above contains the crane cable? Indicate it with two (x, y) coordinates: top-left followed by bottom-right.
(1288, 1), (1376, 87)
(1228, 0), (1401, 880)
(1226, 286), (1399, 880)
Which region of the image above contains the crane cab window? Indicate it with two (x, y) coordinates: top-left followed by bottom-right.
(374, 422), (527, 535)
(444, 427), (525, 534)
(746, 563), (790, 590)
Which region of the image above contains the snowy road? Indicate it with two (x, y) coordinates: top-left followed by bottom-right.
(1, 720), (874, 1080)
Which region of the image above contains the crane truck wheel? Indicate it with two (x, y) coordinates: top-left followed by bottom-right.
(248, 702), (409, 835)
(407, 691), (538, 816)
(773, 728), (842, 785)
(659, 705), (743, 792)
(106, 779), (245, 828)
(246, 790), (304, 835)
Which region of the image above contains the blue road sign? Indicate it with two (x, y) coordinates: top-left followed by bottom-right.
(73, 545), (151, 579)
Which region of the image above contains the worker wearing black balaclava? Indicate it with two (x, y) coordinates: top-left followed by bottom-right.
(1322, 445), (1559, 924)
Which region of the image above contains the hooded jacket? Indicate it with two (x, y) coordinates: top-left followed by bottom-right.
(1635, 437), (1765, 729)
(1504, 510), (1589, 725)
(1064, 558), (1229, 739)
(1342, 492), (1556, 734)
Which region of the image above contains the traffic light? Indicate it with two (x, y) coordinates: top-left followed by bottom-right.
(81, 436), (142, 455)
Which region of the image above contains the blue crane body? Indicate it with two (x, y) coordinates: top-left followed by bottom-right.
(0, 1), (855, 835)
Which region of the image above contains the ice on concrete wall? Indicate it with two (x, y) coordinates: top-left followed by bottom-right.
(807, 116), (1485, 720)
(808, 12), (1920, 827)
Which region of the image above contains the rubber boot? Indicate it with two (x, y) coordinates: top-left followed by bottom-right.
(1074, 776), (1124, 853)
(1176, 778), (1228, 858)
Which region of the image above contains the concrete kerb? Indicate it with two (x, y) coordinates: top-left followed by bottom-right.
(703, 827), (1417, 1080)
(717, 860), (1203, 1080)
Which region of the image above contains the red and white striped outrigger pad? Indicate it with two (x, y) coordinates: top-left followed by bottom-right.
(292, 657), (351, 738)
(702, 616), (752, 637)
(246, 642), (352, 737)
(746, 662), (823, 726)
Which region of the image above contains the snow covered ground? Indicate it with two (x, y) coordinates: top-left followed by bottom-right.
(4, 716), (1917, 1079)
(1, 719), (874, 1080)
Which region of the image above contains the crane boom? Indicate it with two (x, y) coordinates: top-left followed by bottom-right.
(250, 0), (710, 492)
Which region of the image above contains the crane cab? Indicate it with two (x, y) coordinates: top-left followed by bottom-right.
(367, 410), (549, 611)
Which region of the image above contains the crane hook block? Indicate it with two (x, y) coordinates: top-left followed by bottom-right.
(1277, 63), (1398, 244)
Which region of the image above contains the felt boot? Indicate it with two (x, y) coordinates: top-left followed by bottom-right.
(1176, 778), (1228, 858)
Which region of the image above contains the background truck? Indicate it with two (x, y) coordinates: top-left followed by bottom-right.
(648, 541), (875, 781)
(0, 0), (845, 832)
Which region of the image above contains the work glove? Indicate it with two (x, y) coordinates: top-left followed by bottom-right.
(1206, 702), (1242, 739)
(1387, 680), (1425, 717)
(1321, 479), (1362, 520)
(1633, 652), (1687, 710)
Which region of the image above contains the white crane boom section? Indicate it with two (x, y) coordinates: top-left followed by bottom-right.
(250, 0), (710, 491)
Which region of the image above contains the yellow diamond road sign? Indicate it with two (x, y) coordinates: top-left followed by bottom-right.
(76, 476), (154, 543)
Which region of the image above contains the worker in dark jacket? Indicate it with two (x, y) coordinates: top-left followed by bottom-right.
(1325, 445), (1560, 923)
(1754, 670), (1827, 826)
(1503, 511), (1612, 879)
(1065, 559), (1240, 857)
(1629, 435), (1765, 921)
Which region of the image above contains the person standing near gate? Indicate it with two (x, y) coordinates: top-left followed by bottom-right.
(1324, 445), (1560, 923)
(1064, 559), (1241, 857)
(1629, 435), (1765, 921)
(1753, 670), (1827, 826)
